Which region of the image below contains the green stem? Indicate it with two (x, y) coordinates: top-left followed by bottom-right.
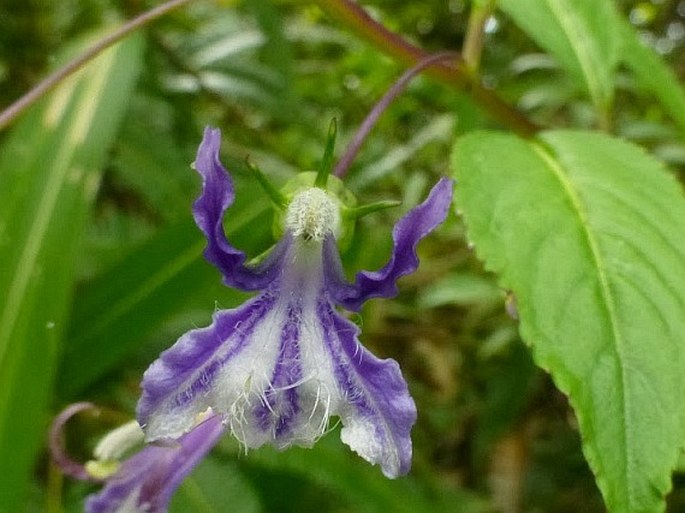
(462, 0), (496, 75)
(316, 118), (338, 186)
(314, 0), (538, 137)
(45, 461), (63, 513)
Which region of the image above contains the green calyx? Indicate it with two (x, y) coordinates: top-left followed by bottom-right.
(272, 172), (400, 251)
(249, 118), (400, 250)
(85, 459), (120, 480)
(275, 171), (356, 248)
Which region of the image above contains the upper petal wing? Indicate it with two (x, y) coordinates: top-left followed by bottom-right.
(193, 127), (280, 291)
(327, 177), (453, 311)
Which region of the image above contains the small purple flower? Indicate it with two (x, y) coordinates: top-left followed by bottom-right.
(136, 127), (453, 478)
(49, 403), (224, 513)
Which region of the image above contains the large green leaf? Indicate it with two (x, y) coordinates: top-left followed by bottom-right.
(498, 0), (620, 118)
(452, 130), (685, 512)
(0, 32), (143, 511)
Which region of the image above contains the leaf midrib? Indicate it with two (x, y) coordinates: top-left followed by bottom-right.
(76, 238), (205, 344)
(531, 141), (633, 510)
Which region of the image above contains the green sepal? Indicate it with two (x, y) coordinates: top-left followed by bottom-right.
(315, 118), (338, 187)
(246, 156), (288, 209)
(343, 200), (401, 221)
(85, 459), (120, 480)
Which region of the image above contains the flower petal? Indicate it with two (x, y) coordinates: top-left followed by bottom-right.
(86, 416), (223, 513)
(138, 221), (418, 477)
(137, 291), (280, 441)
(326, 177), (453, 311)
(138, 234), (341, 450)
(193, 127), (279, 291)
(316, 299), (417, 478)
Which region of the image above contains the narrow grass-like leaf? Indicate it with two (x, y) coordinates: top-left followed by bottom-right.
(112, 117), (198, 221)
(0, 32), (143, 511)
(498, 0), (619, 118)
(618, 20), (685, 140)
(246, 0), (295, 102)
(58, 185), (271, 398)
(452, 130), (685, 513)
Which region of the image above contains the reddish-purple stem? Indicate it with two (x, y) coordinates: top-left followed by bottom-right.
(48, 403), (101, 482)
(0, 0), (194, 131)
(316, 0), (538, 136)
(334, 52), (459, 178)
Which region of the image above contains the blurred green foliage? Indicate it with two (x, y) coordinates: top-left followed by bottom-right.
(1, 1), (685, 512)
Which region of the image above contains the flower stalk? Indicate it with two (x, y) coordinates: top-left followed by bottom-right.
(462, 0), (497, 76)
(0, 0), (194, 131)
(333, 51), (459, 178)
(314, 0), (539, 136)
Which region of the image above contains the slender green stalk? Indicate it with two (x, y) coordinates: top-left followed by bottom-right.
(45, 462), (63, 513)
(463, 0), (497, 75)
(316, 118), (338, 186)
(0, 0), (195, 131)
(315, 0), (538, 136)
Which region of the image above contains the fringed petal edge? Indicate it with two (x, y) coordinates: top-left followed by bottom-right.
(317, 300), (417, 477)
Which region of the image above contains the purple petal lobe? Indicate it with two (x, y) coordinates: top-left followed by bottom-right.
(193, 127), (279, 291)
(137, 236), (336, 449)
(317, 299), (416, 478)
(327, 177), (453, 311)
(137, 291), (279, 440)
(86, 416), (223, 513)
(253, 300), (304, 440)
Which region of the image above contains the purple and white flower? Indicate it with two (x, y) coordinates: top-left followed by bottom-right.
(136, 127), (453, 478)
(49, 403), (224, 513)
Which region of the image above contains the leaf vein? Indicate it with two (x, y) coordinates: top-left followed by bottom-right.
(531, 141), (635, 509)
